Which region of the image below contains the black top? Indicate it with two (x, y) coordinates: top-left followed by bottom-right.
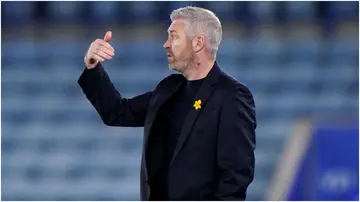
(78, 62), (257, 200)
(147, 77), (205, 200)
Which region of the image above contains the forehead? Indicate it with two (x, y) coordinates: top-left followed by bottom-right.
(168, 19), (186, 33)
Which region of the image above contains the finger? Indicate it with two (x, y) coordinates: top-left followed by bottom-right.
(95, 48), (112, 59)
(96, 46), (114, 57)
(95, 39), (114, 52)
(94, 39), (114, 51)
(89, 43), (114, 58)
(93, 50), (112, 60)
(104, 31), (112, 42)
(90, 53), (105, 62)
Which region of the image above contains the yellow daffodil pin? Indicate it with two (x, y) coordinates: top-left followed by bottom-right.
(193, 99), (202, 110)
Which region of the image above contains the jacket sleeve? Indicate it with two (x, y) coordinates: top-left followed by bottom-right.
(214, 84), (256, 200)
(77, 63), (152, 127)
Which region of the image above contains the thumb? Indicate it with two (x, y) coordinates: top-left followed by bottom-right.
(104, 31), (112, 42)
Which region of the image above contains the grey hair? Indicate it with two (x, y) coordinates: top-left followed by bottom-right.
(170, 6), (222, 60)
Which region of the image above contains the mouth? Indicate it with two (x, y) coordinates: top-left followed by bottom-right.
(167, 53), (172, 58)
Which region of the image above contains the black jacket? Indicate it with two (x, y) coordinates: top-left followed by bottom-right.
(78, 62), (256, 200)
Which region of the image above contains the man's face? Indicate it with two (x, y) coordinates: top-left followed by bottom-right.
(164, 19), (194, 72)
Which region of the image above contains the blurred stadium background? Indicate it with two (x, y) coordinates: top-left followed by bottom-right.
(1, 1), (359, 201)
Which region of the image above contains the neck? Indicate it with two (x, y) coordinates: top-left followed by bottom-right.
(183, 59), (215, 81)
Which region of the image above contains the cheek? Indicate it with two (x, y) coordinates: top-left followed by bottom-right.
(172, 43), (182, 54)
(173, 41), (189, 54)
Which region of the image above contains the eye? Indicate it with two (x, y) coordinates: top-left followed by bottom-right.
(168, 35), (175, 41)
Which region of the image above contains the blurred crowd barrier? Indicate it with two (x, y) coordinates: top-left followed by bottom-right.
(2, 1), (359, 201)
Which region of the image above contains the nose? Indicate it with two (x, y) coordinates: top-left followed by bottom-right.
(163, 39), (170, 49)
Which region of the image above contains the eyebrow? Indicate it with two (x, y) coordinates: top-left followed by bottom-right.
(168, 30), (178, 34)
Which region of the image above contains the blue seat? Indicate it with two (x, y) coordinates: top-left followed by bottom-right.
(240, 64), (279, 86)
(25, 166), (44, 182)
(328, 2), (359, 21)
(128, 41), (163, 64)
(3, 41), (38, 60)
(272, 94), (310, 113)
(117, 137), (142, 153)
(285, 38), (320, 64)
(280, 63), (317, 88)
(130, 2), (158, 23)
(65, 165), (90, 181)
(74, 138), (99, 153)
(47, 42), (87, 59)
(316, 64), (357, 84)
(88, 2), (127, 23)
(326, 38), (358, 65)
(247, 2), (276, 23)
(247, 37), (282, 64)
(46, 2), (82, 23)
(2, 137), (20, 154)
(168, 2), (197, 12)
(2, 2), (35, 27)
(104, 167), (127, 180)
(219, 38), (247, 61)
(206, 2), (236, 21)
(314, 93), (350, 111)
(285, 2), (316, 21)
(3, 110), (34, 124)
(253, 160), (277, 184)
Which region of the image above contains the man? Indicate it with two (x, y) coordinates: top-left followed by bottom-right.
(78, 6), (256, 201)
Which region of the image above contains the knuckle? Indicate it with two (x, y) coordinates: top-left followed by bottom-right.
(95, 46), (101, 52)
(90, 43), (97, 50)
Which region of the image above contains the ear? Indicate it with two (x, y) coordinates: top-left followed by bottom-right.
(192, 35), (205, 53)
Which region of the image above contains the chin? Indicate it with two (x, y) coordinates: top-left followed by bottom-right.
(168, 60), (177, 69)
(168, 64), (177, 71)
(168, 59), (188, 72)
